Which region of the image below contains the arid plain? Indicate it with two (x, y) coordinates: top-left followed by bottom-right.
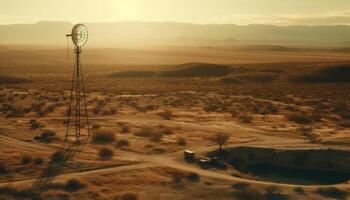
(0, 44), (350, 200)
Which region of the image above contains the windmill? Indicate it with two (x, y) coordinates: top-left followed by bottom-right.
(65, 24), (90, 143)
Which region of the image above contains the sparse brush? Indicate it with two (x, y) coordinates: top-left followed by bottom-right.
(176, 136), (187, 146)
(232, 182), (250, 190)
(92, 124), (101, 130)
(186, 172), (200, 182)
(152, 147), (166, 154)
(135, 128), (152, 137)
(34, 157), (44, 165)
(171, 172), (184, 185)
(294, 187), (305, 195)
(316, 187), (348, 199)
(162, 128), (174, 135)
(92, 129), (116, 144)
(51, 151), (65, 163)
(0, 162), (6, 175)
(288, 113), (313, 124)
(98, 147), (114, 160)
(116, 139), (130, 148)
(30, 120), (43, 130)
(150, 131), (164, 142)
(239, 115), (253, 123)
(121, 192), (138, 200)
(159, 110), (174, 120)
(21, 155), (32, 165)
(120, 124), (130, 133)
(65, 178), (85, 192)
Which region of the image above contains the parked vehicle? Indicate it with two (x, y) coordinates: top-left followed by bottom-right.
(184, 150), (195, 162)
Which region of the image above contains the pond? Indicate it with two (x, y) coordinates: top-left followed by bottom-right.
(244, 163), (350, 185)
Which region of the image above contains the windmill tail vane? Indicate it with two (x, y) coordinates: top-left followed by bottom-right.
(65, 24), (90, 144)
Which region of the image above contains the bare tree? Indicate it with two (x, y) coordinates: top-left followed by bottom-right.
(212, 133), (230, 151)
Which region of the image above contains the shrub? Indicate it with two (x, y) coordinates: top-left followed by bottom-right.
(294, 187), (305, 195)
(264, 186), (288, 200)
(171, 172), (184, 185)
(34, 157), (44, 165)
(120, 125), (130, 133)
(51, 151), (65, 163)
(232, 182), (250, 190)
(98, 147), (114, 160)
(211, 133), (230, 151)
(65, 178), (85, 192)
(92, 129), (116, 144)
(152, 148), (166, 154)
(21, 155), (32, 165)
(176, 137), (187, 146)
(150, 132), (164, 142)
(159, 110), (173, 120)
(135, 128), (152, 137)
(92, 124), (101, 130)
(121, 192), (138, 200)
(233, 187), (264, 200)
(0, 162), (6, 175)
(316, 187), (348, 199)
(186, 172), (200, 182)
(30, 120), (43, 130)
(239, 115), (253, 123)
(288, 113), (313, 124)
(116, 139), (130, 148)
(162, 128), (174, 135)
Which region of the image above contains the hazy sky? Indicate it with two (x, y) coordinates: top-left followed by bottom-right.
(1, 0), (350, 25)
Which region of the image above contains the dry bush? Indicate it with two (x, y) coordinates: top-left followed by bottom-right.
(0, 186), (41, 200)
(152, 147), (166, 154)
(116, 139), (130, 148)
(176, 136), (187, 146)
(92, 106), (102, 115)
(339, 120), (350, 128)
(0, 162), (6, 175)
(92, 129), (116, 144)
(34, 157), (44, 165)
(121, 192), (138, 200)
(294, 187), (305, 195)
(65, 178), (85, 192)
(233, 187), (264, 200)
(288, 113), (313, 124)
(239, 115), (253, 123)
(299, 126), (320, 144)
(211, 133), (230, 150)
(316, 187), (348, 199)
(171, 172), (184, 185)
(264, 186), (288, 200)
(51, 151), (65, 163)
(30, 119), (43, 130)
(162, 128), (174, 135)
(135, 128), (152, 137)
(92, 124), (101, 130)
(21, 155), (32, 165)
(150, 131), (164, 142)
(98, 147), (114, 160)
(120, 124), (130, 133)
(186, 172), (200, 182)
(159, 110), (174, 120)
(232, 182), (250, 190)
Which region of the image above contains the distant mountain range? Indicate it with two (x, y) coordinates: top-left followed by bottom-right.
(1, 21), (350, 47)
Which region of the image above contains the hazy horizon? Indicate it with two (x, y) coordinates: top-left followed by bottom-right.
(2, 0), (350, 26)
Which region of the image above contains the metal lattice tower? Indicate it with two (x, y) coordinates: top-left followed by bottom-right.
(65, 24), (90, 143)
